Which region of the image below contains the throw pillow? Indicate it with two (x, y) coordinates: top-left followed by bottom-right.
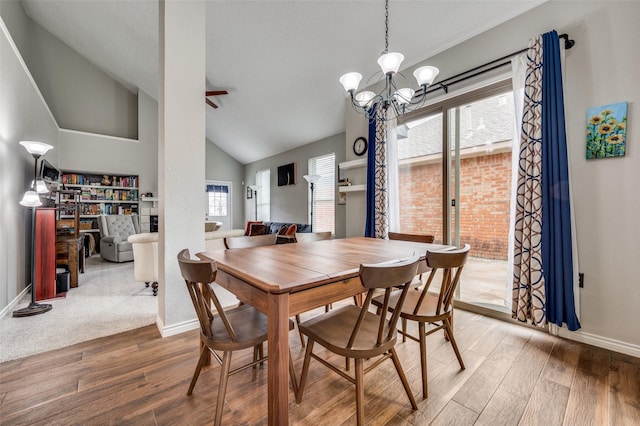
(249, 223), (266, 236)
(277, 225), (288, 235)
(244, 220), (263, 236)
(285, 224), (297, 236)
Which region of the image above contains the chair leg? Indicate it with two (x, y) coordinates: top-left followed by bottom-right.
(390, 347), (418, 409)
(418, 322), (428, 398)
(295, 315), (305, 348)
(296, 339), (314, 403)
(444, 318), (465, 370)
(402, 317), (407, 343)
(214, 351), (233, 426)
(187, 347), (209, 396)
(288, 349), (298, 396)
(355, 358), (365, 426)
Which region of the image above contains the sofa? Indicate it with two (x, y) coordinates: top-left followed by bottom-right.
(127, 232), (158, 295)
(205, 228), (245, 251)
(262, 221), (311, 234)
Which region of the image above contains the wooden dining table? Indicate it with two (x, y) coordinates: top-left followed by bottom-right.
(201, 236), (448, 425)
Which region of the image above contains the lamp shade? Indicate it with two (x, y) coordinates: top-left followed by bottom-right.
(377, 52), (404, 75)
(393, 88), (415, 105)
(355, 91), (376, 108)
(303, 174), (322, 184)
(19, 190), (42, 207)
(339, 72), (362, 93)
(248, 185), (260, 191)
(413, 65), (439, 87)
(19, 141), (53, 157)
(32, 179), (50, 194)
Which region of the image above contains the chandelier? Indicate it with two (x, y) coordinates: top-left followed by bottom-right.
(339, 0), (439, 120)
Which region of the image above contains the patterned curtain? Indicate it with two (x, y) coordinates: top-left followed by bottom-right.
(512, 34), (545, 326)
(512, 30), (580, 331)
(364, 103), (389, 238)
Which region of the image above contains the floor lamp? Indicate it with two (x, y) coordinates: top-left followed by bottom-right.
(248, 185), (260, 221)
(303, 174), (322, 232)
(14, 141), (54, 317)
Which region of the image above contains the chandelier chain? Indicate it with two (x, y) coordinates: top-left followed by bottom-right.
(383, 0), (389, 54)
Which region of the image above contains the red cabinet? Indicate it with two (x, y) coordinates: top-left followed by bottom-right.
(35, 208), (57, 301)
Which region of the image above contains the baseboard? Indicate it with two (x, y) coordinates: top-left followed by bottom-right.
(156, 315), (199, 338)
(551, 325), (640, 358)
(0, 285), (31, 318)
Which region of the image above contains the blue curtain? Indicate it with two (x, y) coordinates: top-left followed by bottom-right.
(541, 31), (580, 330)
(364, 105), (377, 237)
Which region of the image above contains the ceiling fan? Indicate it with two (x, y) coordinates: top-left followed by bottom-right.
(205, 90), (228, 109)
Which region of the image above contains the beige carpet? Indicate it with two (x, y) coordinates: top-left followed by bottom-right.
(0, 255), (158, 363)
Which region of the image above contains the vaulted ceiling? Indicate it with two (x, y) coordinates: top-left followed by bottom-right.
(21, 0), (546, 164)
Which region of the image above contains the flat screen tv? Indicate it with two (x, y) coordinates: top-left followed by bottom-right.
(39, 159), (61, 183)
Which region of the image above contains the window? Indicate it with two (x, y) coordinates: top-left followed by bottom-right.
(308, 153), (335, 233)
(255, 169), (270, 221)
(206, 183), (229, 217)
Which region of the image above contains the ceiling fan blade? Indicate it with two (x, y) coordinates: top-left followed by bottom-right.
(205, 90), (228, 96)
(205, 98), (218, 109)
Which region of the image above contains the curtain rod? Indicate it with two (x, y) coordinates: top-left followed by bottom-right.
(423, 33), (575, 96)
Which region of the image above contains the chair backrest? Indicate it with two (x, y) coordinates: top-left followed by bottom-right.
(388, 232), (435, 243)
(177, 249), (239, 341)
(224, 233), (277, 249)
(98, 214), (140, 239)
(351, 255), (420, 349)
(294, 231), (332, 242)
(416, 244), (471, 316)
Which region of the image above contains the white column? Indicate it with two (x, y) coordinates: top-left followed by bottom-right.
(157, 0), (205, 332)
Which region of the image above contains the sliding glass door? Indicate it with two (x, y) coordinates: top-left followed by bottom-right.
(396, 80), (514, 313)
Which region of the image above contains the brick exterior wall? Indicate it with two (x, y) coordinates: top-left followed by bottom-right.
(398, 151), (512, 260)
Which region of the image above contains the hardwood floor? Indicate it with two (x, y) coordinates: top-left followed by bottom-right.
(1, 308), (638, 425)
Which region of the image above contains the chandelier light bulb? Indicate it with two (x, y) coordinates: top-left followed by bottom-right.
(19, 140), (53, 157)
(377, 52), (404, 75)
(355, 91), (376, 108)
(393, 88), (415, 105)
(339, 72), (362, 93)
(413, 65), (439, 87)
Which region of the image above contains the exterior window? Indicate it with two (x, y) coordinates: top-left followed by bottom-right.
(206, 183), (228, 217)
(308, 153), (335, 233)
(255, 169), (270, 221)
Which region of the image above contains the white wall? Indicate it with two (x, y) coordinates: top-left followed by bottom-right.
(57, 91), (158, 197)
(0, 16), (59, 312)
(26, 21), (138, 139)
(344, 0), (640, 353)
(205, 140), (245, 229)
(244, 133), (347, 238)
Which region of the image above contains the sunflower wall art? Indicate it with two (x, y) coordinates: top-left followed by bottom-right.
(586, 101), (627, 159)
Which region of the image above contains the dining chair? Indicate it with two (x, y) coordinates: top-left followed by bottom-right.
(388, 231), (435, 293)
(292, 231), (333, 346)
(372, 244), (470, 398)
(177, 249), (297, 426)
(294, 231), (332, 242)
(223, 233), (277, 249)
(296, 255), (421, 425)
(388, 232), (435, 243)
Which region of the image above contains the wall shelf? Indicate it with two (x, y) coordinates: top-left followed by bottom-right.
(338, 184), (366, 193)
(338, 158), (367, 170)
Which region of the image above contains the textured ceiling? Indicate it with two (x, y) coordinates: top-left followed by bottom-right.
(21, 0), (546, 164)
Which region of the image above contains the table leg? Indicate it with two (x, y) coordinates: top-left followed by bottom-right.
(69, 243), (78, 288)
(267, 291), (290, 426)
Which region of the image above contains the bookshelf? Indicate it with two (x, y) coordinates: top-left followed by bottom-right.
(59, 171), (139, 235)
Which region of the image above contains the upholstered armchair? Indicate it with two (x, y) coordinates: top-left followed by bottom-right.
(128, 232), (158, 295)
(98, 215), (140, 263)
